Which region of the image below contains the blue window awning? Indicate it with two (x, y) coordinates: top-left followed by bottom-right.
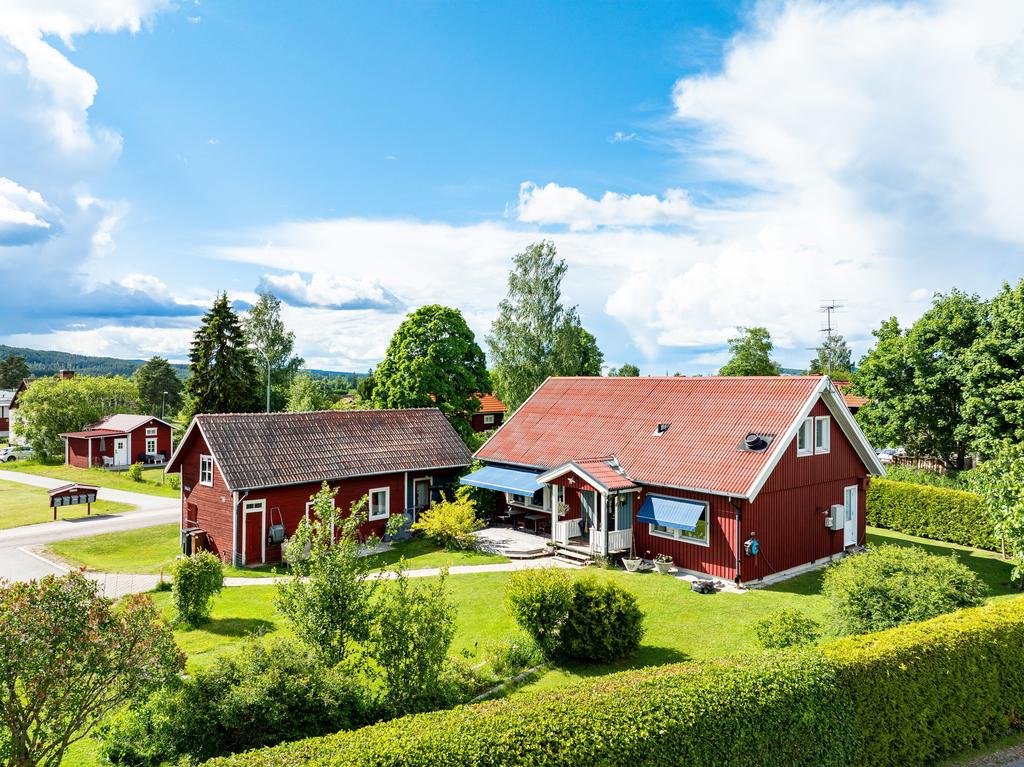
(637, 495), (705, 532)
(460, 465), (543, 495)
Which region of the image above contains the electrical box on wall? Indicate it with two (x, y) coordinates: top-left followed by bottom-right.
(825, 504), (845, 530)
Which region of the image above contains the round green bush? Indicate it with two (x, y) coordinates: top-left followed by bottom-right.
(171, 550), (224, 626)
(822, 544), (987, 635)
(753, 609), (821, 649)
(504, 568), (574, 658)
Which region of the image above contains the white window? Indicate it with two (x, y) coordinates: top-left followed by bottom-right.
(146, 427), (158, 436)
(368, 487), (390, 520)
(797, 417), (814, 457)
(199, 454), (214, 486)
(649, 501), (709, 547)
(145, 437), (158, 455)
(507, 490), (544, 509)
(304, 500), (315, 520)
(815, 416), (831, 454)
(483, 414), (495, 425)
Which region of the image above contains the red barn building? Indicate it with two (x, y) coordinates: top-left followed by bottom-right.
(471, 393), (507, 432)
(165, 409), (472, 566)
(61, 414), (174, 469)
(464, 376), (884, 586)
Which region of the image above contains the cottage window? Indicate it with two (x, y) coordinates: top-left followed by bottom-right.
(796, 417), (814, 457)
(649, 502), (709, 546)
(483, 414), (495, 425)
(146, 427), (158, 436)
(369, 487), (390, 520)
(199, 454), (214, 486)
(815, 416), (831, 454)
(507, 490), (544, 509)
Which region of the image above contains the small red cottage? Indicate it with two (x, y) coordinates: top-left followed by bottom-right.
(61, 414), (174, 470)
(464, 376), (885, 586)
(471, 393), (507, 432)
(165, 408), (473, 566)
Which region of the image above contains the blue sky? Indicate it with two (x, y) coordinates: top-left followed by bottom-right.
(1, 1), (1023, 374)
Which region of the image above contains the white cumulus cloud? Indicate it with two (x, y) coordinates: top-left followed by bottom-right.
(259, 272), (405, 311)
(517, 181), (693, 231)
(0, 177), (61, 245)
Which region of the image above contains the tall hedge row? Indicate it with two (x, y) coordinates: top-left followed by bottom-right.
(206, 598), (1024, 767)
(866, 477), (997, 550)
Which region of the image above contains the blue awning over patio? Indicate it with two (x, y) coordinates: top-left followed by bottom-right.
(460, 465), (543, 495)
(636, 495), (705, 531)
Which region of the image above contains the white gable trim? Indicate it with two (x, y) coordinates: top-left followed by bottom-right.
(744, 377), (885, 502)
(165, 418), (234, 491)
(538, 462), (615, 493)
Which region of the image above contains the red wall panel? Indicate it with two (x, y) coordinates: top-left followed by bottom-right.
(180, 430), (235, 562)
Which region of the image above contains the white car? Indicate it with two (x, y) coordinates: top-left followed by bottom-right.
(0, 445), (34, 462)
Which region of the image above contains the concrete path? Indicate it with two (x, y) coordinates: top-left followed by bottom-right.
(0, 469), (178, 583)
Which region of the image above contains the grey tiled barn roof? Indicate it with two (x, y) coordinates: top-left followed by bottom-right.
(192, 409), (473, 491)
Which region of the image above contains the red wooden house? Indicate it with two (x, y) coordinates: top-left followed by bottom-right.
(61, 414), (174, 470)
(464, 376), (884, 586)
(165, 408), (473, 566)
(471, 393), (507, 432)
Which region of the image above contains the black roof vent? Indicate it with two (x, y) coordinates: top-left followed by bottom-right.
(739, 432), (774, 452)
(653, 423), (671, 437)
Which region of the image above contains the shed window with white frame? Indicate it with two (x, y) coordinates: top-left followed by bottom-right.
(199, 454), (214, 486)
(796, 417), (814, 457)
(483, 414), (495, 425)
(146, 427), (158, 436)
(815, 416), (831, 454)
(368, 487), (390, 520)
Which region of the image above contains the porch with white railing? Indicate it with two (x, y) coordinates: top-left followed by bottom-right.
(590, 527), (632, 556)
(553, 517), (581, 545)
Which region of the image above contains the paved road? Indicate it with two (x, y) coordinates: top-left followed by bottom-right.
(0, 470), (178, 583)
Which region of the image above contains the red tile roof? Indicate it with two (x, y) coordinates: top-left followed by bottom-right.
(477, 393), (507, 414)
(477, 376), (826, 497)
(60, 428), (123, 439)
(571, 458), (639, 490)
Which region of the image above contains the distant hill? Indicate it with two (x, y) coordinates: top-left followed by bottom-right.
(0, 345), (364, 381)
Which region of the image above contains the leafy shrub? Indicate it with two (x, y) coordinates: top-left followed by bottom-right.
(866, 478), (996, 549)
(505, 569), (644, 662)
(823, 598), (1024, 766)
(411, 494), (484, 550)
(205, 649), (851, 767)
(165, 473), (181, 491)
(559, 576), (644, 662)
(504, 568), (573, 658)
(125, 462), (144, 482)
(822, 544), (986, 635)
(171, 550), (224, 626)
(883, 464), (964, 489)
(753, 609), (821, 649)
(97, 639), (373, 766)
(484, 634), (544, 677)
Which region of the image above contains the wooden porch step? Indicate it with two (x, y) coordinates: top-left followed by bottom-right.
(551, 545), (594, 567)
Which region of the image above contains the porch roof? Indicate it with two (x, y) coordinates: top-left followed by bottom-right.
(537, 457), (638, 492)
(637, 494), (705, 532)
(460, 464), (544, 495)
(60, 428), (123, 439)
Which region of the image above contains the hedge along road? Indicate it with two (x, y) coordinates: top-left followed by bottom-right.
(0, 469), (178, 583)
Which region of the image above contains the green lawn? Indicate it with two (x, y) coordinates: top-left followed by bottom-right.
(46, 527), (508, 579)
(0, 478), (133, 529)
(3, 460), (178, 498)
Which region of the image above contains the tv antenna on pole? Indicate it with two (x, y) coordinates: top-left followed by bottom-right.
(806, 300), (846, 377)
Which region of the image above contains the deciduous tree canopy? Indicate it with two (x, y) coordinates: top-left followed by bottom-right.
(133, 356), (182, 418)
(718, 326), (781, 377)
(243, 290), (303, 412)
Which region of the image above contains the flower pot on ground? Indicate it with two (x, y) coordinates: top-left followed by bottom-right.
(622, 557), (642, 573)
(654, 555), (674, 574)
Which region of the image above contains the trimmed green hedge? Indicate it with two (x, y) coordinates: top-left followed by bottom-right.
(205, 598), (1024, 767)
(823, 597), (1024, 766)
(866, 477), (997, 550)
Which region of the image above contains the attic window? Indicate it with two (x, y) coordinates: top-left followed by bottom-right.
(653, 423), (671, 437)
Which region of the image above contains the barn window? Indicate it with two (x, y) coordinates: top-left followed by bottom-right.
(797, 418), (814, 457)
(368, 487), (390, 520)
(815, 416), (831, 454)
(199, 455), (214, 486)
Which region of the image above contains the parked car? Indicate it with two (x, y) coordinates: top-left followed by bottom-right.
(0, 445), (34, 462)
(875, 447), (906, 464)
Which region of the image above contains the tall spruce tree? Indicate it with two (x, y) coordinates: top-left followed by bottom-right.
(134, 356), (183, 417)
(183, 293), (260, 419)
(0, 354), (30, 389)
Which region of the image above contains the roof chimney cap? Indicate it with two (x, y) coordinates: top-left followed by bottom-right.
(58, 370), (75, 380)
(653, 422), (671, 436)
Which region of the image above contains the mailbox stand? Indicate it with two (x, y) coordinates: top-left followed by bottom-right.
(48, 483), (101, 521)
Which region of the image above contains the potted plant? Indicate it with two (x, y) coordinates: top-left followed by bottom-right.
(622, 542), (642, 573)
(556, 501), (570, 518)
(654, 554), (674, 574)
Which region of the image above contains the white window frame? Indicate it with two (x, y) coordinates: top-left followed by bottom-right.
(648, 499), (710, 547)
(483, 414), (495, 425)
(304, 500), (315, 520)
(797, 417), (814, 457)
(815, 416), (831, 454)
(368, 487), (390, 521)
(507, 490), (545, 510)
(145, 437), (158, 455)
(145, 427), (158, 436)
(242, 498), (267, 565)
(199, 454), (214, 486)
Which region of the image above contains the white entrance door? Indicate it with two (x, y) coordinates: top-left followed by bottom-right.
(113, 437), (128, 466)
(843, 485), (858, 547)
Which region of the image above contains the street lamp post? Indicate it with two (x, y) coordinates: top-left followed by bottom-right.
(161, 391), (168, 419)
(258, 350), (271, 413)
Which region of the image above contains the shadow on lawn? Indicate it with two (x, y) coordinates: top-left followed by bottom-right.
(553, 645), (691, 680)
(193, 617), (277, 638)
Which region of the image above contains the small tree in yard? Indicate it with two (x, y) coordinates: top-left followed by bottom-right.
(275, 482), (380, 666)
(753, 609), (822, 649)
(411, 493), (484, 550)
(0, 572), (182, 767)
(171, 550), (224, 626)
(971, 441), (1024, 586)
(822, 544), (987, 635)
(366, 565), (456, 716)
